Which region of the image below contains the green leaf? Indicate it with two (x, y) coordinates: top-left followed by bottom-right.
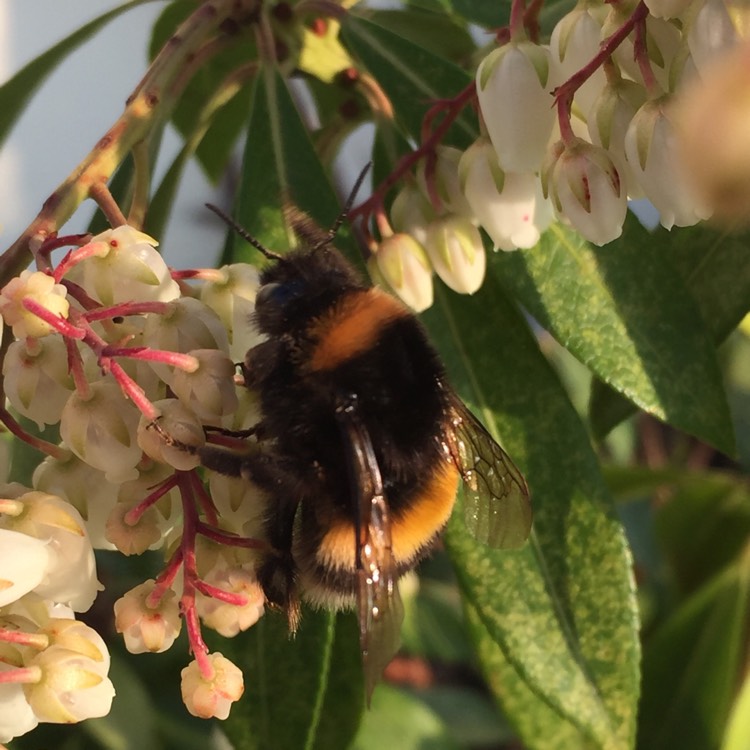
(367, 9), (476, 63)
(0, 0), (154, 149)
(421, 276), (640, 750)
(340, 15), (476, 148)
(494, 219), (735, 455)
(465, 603), (594, 750)
(443, 0), (510, 28)
(638, 559), (750, 750)
(220, 609), (364, 750)
(654, 471), (750, 594)
(589, 220), (750, 442)
(229, 66), (357, 264)
(352, 684), (460, 750)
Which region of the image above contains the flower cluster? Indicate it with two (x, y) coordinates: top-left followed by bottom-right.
(0, 226), (266, 739)
(360, 0), (739, 311)
(0, 489), (112, 742)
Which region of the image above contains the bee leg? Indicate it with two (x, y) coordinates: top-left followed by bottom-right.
(198, 443), (302, 633)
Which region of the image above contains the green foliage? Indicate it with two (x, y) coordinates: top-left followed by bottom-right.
(2, 2), (749, 749)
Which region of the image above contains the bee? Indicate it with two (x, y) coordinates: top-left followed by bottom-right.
(195, 183), (531, 699)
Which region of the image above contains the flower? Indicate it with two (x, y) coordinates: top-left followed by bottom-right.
(476, 41), (556, 172)
(424, 215), (486, 293)
(68, 225), (179, 306)
(545, 137), (627, 245)
(181, 653), (244, 720)
(624, 97), (712, 229)
(370, 233), (433, 312)
(170, 350), (239, 424)
(114, 580), (181, 653)
(460, 138), (551, 251)
(0, 271), (69, 340)
(59, 379), (143, 484)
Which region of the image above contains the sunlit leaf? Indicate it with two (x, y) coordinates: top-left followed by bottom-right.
(422, 273), (640, 750)
(495, 219), (735, 454)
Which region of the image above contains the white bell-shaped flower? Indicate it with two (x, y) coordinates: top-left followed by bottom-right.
(69, 225), (179, 306)
(171, 349), (239, 424)
(424, 215), (486, 294)
(460, 138), (551, 251)
(0, 528), (50, 607)
(137, 398), (204, 471)
(0, 674), (39, 743)
(5, 492), (100, 612)
(196, 565), (265, 637)
(687, 0), (738, 73)
(546, 138), (627, 246)
(370, 233), (434, 312)
(550, 3), (608, 118)
(390, 182), (435, 246)
(60, 379), (142, 483)
(588, 78), (648, 199)
(476, 41), (556, 172)
(415, 146), (473, 217)
(624, 98), (712, 229)
(3, 337), (75, 429)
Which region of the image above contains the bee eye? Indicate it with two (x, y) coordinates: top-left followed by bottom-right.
(256, 282), (301, 308)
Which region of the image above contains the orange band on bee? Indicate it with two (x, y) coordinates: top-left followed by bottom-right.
(307, 289), (408, 372)
(316, 460), (460, 572)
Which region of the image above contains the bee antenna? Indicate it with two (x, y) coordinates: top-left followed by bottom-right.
(314, 162), (372, 251)
(206, 203), (284, 261)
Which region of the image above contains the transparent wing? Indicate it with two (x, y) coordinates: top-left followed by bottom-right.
(445, 397), (532, 549)
(335, 395), (403, 703)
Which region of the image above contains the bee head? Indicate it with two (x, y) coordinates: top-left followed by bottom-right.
(254, 245), (364, 336)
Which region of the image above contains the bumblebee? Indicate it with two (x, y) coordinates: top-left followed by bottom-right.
(196, 196), (531, 697)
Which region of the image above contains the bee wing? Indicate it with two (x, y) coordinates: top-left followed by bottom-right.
(446, 398), (532, 549)
(335, 396), (403, 702)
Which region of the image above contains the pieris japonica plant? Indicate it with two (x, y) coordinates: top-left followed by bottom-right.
(0, 1), (748, 748)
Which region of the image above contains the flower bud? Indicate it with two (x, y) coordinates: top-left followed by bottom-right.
(69, 225), (179, 306)
(673, 40), (750, 223)
(137, 399), (205, 471)
(587, 78), (648, 199)
(550, 4), (608, 117)
(390, 183), (435, 246)
(114, 580), (181, 653)
(197, 566), (265, 637)
(0, 271), (69, 340)
(171, 350), (239, 424)
(476, 41), (556, 172)
(371, 233), (433, 312)
(60, 380), (142, 483)
(624, 97), (712, 229)
(181, 653), (244, 720)
(415, 146), (472, 217)
(546, 138), (627, 245)
(460, 138), (552, 251)
(3, 337), (75, 429)
(424, 215), (486, 293)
